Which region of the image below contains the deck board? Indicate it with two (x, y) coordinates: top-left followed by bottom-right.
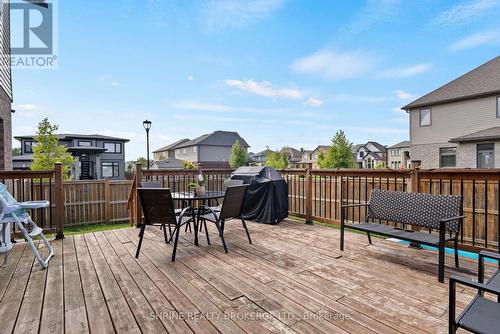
(0, 218), (495, 334)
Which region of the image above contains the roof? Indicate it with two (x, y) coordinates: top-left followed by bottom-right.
(365, 151), (382, 160)
(152, 158), (185, 169)
(252, 149), (273, 157)
(365, 141), (387, 152)
(449, 127), (500, 143)
(388, 140), (410, 149)
(153, 139), (190, 153)
(352, 144), (363, 153)
(312, 145), (329, 153)
(14, 133), (130, 142)
(403, 56), (500, 110)
(175, 131), (249, 149)
(280, 147), (301, 157)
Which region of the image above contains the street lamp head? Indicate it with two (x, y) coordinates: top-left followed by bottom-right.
(143, 120), (152, 130)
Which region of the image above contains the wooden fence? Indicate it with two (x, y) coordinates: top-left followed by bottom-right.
(128, 163), (500, 253)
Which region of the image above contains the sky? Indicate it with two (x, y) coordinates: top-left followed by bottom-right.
(10, 0), (500, 160)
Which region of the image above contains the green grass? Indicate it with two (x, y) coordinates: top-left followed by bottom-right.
(42, 222), (132, 239)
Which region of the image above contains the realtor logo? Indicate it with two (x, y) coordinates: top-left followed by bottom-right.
(9, 0), (58, 69)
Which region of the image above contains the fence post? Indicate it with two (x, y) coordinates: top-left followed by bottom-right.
(408, 160), (421, 247)
(409, 160), (421, 193)
(305, 168), (313, 225)
(134, 163), (143, 227)
(54, 162), (64, 239)
(104, 178), (111, 223)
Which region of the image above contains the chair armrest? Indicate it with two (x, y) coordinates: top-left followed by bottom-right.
(478, 250), (500, 284)
(479, 250), (500, 262)
(439, 215), (466, 223)
(450, 275), (500, 296)
(341, 203), (369, 209)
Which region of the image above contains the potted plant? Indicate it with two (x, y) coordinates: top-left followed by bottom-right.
(188, 172), (206, 196)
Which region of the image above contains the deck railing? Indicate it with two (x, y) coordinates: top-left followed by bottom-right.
(127, 162), (500, 253)
(0, 163), (64, 238)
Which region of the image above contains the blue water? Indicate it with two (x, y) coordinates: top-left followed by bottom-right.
(391, 239), (499, 264)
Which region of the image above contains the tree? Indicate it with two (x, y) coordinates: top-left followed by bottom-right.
(136, 157), (148, 167)
(374, 162), (387, 169)
(183, 160), (197, 170)
(229, 140), (247, 169)
(265, 151), (288, 170)
(31, 118), (75, 179)
(317, 130), (355, 169)
(12, 147), (21, 156)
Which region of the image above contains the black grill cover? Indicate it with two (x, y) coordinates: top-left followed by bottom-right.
(229, 166), (288, 224)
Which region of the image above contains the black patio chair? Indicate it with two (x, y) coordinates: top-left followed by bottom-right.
(136, 188), (192, 262)
(199, 179), (245, 233)
(449, 250), (500, 334)
(140, 181), (162, 188)
(199, 185), (251, 252)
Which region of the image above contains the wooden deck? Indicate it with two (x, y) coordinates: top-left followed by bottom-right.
(0, 219), (492, 334)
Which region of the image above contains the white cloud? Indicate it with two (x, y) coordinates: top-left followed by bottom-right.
(449, 30), (500, 51)
(187, 75), (195, 80)
(330, 94), (387, 103)
(99, 74), (120, 87)
(170, 100), (289, 114)
(290, 49), (373, 80)
(201, 0), (284, 31)
(303, 97), (323, 107)
(393, 90), (415, 100)
(378, 63), (432, 78)
(433, 0), (499, 25)
(224, 79), (303, 99)
(13, 103), (43, 117)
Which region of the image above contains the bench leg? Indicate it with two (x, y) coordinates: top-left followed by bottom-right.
(438, 245), (445, 283)
(340, 223), (345, 251)
(367, 232), (372, 245)
(454, 237), (459, 268)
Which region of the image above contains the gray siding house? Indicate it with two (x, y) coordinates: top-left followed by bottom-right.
(387, 141), (410, 169)
(0, 0), (12, 170)
(13, 134), (129, 180)
(403, 56), (500, 169)
(160, 131), (249, 169)
(353, 142), (387, 168)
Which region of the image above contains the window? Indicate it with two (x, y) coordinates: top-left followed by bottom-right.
(420, 108), (431, 126)
(102, 162), (119, 178)
(497, 97), (500, 118)
(176, 149), (180, 155)
(477, 143), (495, 168)
(182, 148), (187, 154)
(193, 146), (197, 153)
(359, 151), (364, 158)
(24, 140), (34, 153)
(78, 140), (92, 147)
(440, 148), (456, 167)
(104, 142), (121, 153)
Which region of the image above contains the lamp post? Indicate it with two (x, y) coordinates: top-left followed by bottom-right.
(143, 120), (152, 169)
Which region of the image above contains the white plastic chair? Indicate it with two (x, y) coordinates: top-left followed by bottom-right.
(0, 183), (54, 269)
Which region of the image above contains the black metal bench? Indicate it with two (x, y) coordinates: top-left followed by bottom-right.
(340, 189), (465, 283)
(449, 251), (500, 334)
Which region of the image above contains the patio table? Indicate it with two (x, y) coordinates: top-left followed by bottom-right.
(171, 191), (225, 246)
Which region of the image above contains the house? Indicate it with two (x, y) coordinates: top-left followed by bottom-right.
(171, 130), (249, 169)
(280, 147), (302, 168)
(153, 138), (189, 161)
(249, 149), (272, 166)
(296, 149), (314, 168)
(403, 56), (500, 169)
(353, 142), (387, 168)
(0, 0), (12, 170)
(387, 141), (411, 169)
(310, 145), (329, 169)
(13, 134), (129, 180)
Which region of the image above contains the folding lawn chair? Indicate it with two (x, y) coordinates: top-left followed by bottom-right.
(0, 183), (54, 269)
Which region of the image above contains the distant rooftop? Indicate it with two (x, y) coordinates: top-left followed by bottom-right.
(389, 140), (410, 149)
(403, 56), (500, 110)
(175, 130), (249, 149)
(153, 138), (190, 153)
(14, 133), (130, 142)
(449, 127), (500, 143)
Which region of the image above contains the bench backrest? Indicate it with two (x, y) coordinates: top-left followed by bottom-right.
(367, 190), (462, 233)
